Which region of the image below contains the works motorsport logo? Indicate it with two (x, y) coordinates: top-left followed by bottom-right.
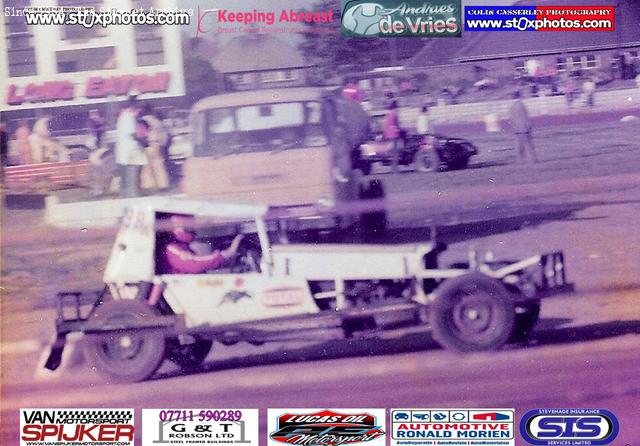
(390, 409), (514, 446)
(268, 409), (385, 445)
(520, 409), (619, 445)
(20, 409), (134, 446)
(341, 0), (461, 37)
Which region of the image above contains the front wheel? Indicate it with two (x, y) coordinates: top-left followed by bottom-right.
(84, 300), (166, 383)
(166, 337), (213, 370)
(429, 273), (515, 352)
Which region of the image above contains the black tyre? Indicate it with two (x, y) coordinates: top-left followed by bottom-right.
(430, 273), (515, 352)
(359, 179), (387, 240)
(166, 338), (213, 370)
(414, 149), (440, 172)
(359, 160), (372, 176)
(511, 302), (541, 342)
(84, 300), (166, 383)
(448, 157), (470, 170)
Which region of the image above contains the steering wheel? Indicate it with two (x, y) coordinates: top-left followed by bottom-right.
(228, 237), (261, 273)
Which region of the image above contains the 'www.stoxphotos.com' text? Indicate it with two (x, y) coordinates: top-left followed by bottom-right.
(13, 7), (191, 28)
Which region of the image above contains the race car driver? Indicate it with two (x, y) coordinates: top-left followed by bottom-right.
(164, 215), (244, 274)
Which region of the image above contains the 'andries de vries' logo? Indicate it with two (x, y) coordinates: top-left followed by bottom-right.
(341, 0), (461, 37)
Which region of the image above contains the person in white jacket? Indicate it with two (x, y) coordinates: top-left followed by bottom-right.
(416, 105), (431, 136)
(115, 96), (144, 197)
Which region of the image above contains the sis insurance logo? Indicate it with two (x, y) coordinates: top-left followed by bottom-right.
(341, 0), (461, 37)
(520, 409), (619, 445)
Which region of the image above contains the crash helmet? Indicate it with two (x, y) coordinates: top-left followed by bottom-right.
(171, 215), (196, 243)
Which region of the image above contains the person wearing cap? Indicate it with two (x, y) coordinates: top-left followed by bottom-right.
(164, 215), (244, 274)
(508, 90), (537, 163)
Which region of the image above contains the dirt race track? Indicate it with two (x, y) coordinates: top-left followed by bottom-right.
(1, 117), (640, 445)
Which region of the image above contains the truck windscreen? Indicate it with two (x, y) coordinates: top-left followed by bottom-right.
(194, 101), (328, 157)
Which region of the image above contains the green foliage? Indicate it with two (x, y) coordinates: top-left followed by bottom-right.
(182, 55), (221, 106)
(299, 0), (389, 81)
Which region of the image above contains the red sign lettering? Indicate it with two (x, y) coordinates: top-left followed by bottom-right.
(6, 72), (171, 105)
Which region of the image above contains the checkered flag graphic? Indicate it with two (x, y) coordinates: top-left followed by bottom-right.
(56, 409), (133, 421)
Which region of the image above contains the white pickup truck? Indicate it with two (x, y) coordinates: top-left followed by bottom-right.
(45, 199), (573, 382)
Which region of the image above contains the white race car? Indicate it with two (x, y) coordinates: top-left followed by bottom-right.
(45, 200), (573, 382)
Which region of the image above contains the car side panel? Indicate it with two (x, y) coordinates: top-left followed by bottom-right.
(160, 274), (320, 328)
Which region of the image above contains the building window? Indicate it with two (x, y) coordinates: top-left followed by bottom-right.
(585, 55), (599, 69)
(56, 47), (116, 73)
(5, 1), (37, 77)
(132, 0), (165, 66)
(261, 70), (299, 83)
(231, 73), (252, 85)
(59, 0), (106, 40)
(556, 57), (567, 72)
(569, 56), (583, 70)
(514, 61), (526, 75)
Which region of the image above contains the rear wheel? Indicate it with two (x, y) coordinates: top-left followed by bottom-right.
(166, 337), (213, 370)
(430, 273), (515, 352)
(414, 149), (440, 172)
(84, 300), (166, 383)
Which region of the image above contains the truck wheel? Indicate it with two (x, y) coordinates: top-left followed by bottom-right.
(430, 273), (515, 352)
(359, 179), (387, 240)
(511, 302), (541, 342)
(166, 338), (213, 370)
(84, 300), (166, 383)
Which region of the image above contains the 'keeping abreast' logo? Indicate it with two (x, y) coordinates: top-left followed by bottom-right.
(341, 0), (461, 37)
(520, 409), (619, 445)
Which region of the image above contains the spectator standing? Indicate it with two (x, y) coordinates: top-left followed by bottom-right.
(416, 105), (431, 136)
(15, 120), (33, 164)
(509, 91), (537, 163)
(140, 105), (169, 191)
(383, 100), (404, 172)
(583, 78), (596, 107)
(28, 117), (52, 163)
(562, 77), (576, 108)
(87, 109), (106, 149)
(115, 96), (145, 197)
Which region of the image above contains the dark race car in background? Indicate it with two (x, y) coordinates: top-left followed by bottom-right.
(355, 132), (478, 175)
